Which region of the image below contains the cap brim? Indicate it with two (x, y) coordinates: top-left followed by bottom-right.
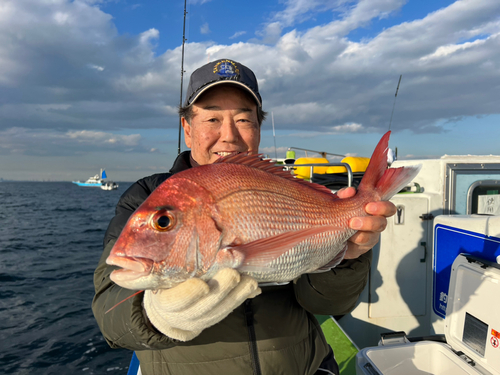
(187, 80), (261, 107)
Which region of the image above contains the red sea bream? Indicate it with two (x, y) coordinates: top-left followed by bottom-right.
(106, 131), (420, 290)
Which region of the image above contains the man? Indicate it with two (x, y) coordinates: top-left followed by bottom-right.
(92, 58), (396, 375)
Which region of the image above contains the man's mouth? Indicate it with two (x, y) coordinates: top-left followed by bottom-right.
(215, 151), (241, 157)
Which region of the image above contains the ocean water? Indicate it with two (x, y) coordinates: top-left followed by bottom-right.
(0, 181), (135, 375)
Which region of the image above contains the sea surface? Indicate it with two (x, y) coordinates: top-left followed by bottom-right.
(0, 181), (136, 374)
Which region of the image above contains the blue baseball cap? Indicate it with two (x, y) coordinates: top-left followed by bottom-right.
(183, 59), (262, 107)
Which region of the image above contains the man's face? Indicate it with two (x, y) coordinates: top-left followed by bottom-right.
(182, 85), (261, 165)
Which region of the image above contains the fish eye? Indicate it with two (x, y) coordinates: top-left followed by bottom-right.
(151, 211), (175, 231)
(157, 216), (170, 228)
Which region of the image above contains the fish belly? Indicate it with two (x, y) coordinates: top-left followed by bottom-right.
(246, 228), (355, 282)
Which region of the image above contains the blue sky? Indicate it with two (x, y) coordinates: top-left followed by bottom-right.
(101, 0), (457, 51)
(0, 0), (499, 181)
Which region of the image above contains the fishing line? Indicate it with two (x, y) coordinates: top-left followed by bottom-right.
(105, 290), (144, 314)
(316, 368), (336, 375)
(388, 74), (402, 132)
(272, 112), (278, 160)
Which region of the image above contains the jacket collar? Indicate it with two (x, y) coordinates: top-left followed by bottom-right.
(169, 151), (192, 174)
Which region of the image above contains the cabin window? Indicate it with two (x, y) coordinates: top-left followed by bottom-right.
(445, 163), (500, 215)
(467, 180), (500, 215)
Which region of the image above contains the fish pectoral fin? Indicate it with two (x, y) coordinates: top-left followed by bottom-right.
(310, 243), (348, 273)
(230, 225), (341, 269)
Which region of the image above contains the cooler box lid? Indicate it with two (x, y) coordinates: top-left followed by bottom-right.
(445, 254), (500, 375)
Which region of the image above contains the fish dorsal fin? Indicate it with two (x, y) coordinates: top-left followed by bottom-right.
(214, 153), (337, 197)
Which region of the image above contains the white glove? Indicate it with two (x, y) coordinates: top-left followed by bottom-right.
(143, 268), (261, 342)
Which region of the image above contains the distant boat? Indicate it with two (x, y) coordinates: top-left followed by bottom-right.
(101, 180), (119, 191)
(72, 169), (117, 190)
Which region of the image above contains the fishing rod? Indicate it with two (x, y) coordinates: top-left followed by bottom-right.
(386, 74), (402, 163)
(388, 74), (402, 132)
(177, 0), (188, 155)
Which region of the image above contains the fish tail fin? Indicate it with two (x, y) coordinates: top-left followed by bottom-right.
(358, 131), (421, 201)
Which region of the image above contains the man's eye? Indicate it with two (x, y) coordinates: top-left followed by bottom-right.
(237, 118), (254, 124)
(237, 120), (257, 128)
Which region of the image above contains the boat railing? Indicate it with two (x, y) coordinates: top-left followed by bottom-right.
(282, 162), (354, 187)
(287, 147), (345, 159)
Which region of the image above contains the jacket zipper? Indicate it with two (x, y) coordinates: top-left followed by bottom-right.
(244, 299), (262, 375)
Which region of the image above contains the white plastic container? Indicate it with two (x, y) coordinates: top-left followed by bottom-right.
(358, 341), (481, 375)
(356, 253), (500, 375)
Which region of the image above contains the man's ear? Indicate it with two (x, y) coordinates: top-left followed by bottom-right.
(181, 117), (192, 148)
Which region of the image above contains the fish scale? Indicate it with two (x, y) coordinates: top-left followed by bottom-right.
(106, 131), (421, 290)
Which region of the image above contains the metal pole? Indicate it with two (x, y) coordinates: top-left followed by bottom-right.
(177, 0), (188, 155)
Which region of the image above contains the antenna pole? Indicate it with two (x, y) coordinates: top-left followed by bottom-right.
(272, 112), (278, 160)
(177, 0), (188, 155)
(388, 74), (402, 131)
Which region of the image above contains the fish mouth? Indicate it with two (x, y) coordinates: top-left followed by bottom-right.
(106, 255), (153, 281)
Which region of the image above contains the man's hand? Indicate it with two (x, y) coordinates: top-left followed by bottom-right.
(337, 187), (397, 259)
(143, 268), (261, 342)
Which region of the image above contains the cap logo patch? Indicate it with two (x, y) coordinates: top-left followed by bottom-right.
(213, 60), (239, 78)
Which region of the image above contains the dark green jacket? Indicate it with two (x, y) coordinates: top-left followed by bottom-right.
(92, 151), (372, 375)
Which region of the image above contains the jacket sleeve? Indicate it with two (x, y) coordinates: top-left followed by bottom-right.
(293, 249), (372, 316)
(92, 177), (177, 350)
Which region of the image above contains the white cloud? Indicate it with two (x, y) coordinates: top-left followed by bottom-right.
(0, 128), (148, 156)
(241, 0), (500, 133)
(263, 0), (406, 38)
(259, 146), (289, 157)
(53, 11), (71, 25)
(419, 37), (489, 61)
(1, 0), (500, 163)
(254, 22), (282, 44)
(229, 31), (246, 39)
(329, 123), (364, 133)
(139, 28), (159, 44)
(200, 22), (210, 35)
(285, 122), (365, 137)
(66, 130), (141, 146)
(87, 63), (105, 71)
(269, 0), (341, 29)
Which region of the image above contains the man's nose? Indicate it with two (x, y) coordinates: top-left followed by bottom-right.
(220, 118), (239, 143)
